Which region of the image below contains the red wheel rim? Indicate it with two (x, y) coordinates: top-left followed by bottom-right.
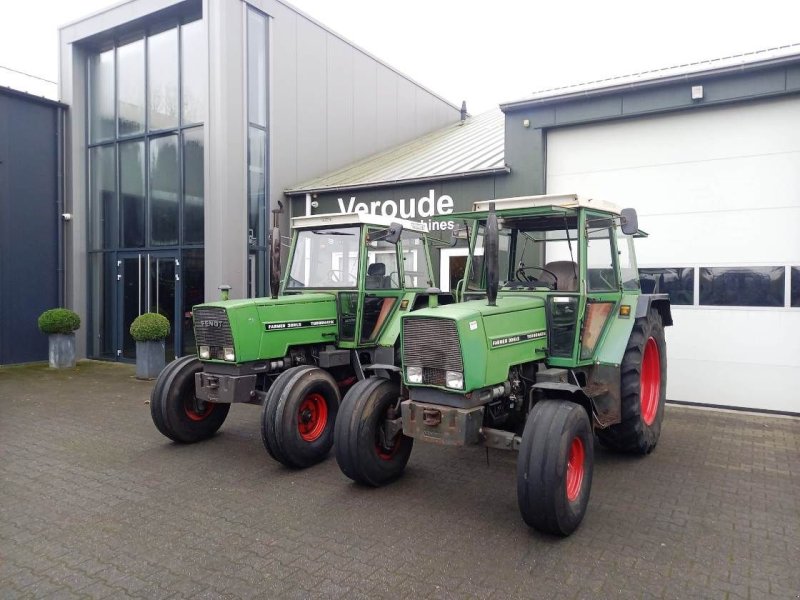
(297, 393), (328, 442)
(640, 337), (661, 426)
(185, 397), (214, 422)
(376, 434), (400, 461)
(566, 436), (585, 502)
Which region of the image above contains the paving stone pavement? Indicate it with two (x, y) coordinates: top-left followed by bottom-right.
(1, 360), (798, 599)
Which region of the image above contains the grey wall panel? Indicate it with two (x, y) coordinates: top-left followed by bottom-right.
(375, 64), (399, 146)
(788, 65), (800, 91)
(622, 85), (693, 115)
(269, 3), (298, 193)
(294, 16), (329, 180)
(497, 120), (545, 197)
(325, 35), (355, 171)
(205, 0), (247, 299)
(555, 95), (622, 125)
(0, 93), (60, 364)
(396, 78), (417, 143)
(352, 52), (378, 158)
(702, 68), (786, 103)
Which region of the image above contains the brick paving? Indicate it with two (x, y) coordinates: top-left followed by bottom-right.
(1, 360), (799, 599)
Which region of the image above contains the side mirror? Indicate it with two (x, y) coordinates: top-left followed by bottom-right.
(369, 222), (403, 244)
(620, 208), (638, 236)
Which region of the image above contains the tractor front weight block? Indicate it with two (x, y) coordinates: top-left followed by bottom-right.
(195, 372), (257, 404)
(401, 400), (483, 446)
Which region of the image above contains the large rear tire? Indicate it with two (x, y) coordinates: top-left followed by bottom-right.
(150, 356), (230, 443)
(335, 378), (412, 487)
(261, 366), (340, 469)
(597, 308), (667, 454)
(517, 400), (594, 536)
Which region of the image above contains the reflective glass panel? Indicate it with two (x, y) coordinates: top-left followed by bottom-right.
(792, 267), (800, 308)
(89, 145), (116, 249)
(119, 141), (145, 248)
(182, 248), (204, 355)
(699, 266), (784, 307)
(150, 135), (180, 246)
(247, 9), (267, 127)
(401, 231), (433, 288)
(639, 268), (694, 305)
(148, 28), (179, 130)
(248, 127), (267, 246)
(181, 20), (206, 125)
(117, 39), (145, 135)
(586, 227), (618, 292)
(183, 127), (204, 244)
(89, 49), (115, 142)
(366, 238), (400, 289)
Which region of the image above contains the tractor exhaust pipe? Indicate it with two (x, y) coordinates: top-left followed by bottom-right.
(269, 202), (284, 299)
(485, 202), (499, 307)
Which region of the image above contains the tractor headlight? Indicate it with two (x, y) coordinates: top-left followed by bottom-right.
(223, 347), (236, 362)
(445, 370), (464, 390)
(406, 366), (423, 384)
(199, 345), (210, 359)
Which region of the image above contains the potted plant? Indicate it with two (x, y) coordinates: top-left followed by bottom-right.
(130, 313), (170, 380)
(38, 308), (81, 368)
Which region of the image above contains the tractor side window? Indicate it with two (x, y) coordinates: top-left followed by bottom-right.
(586, 227), (618, 292)
(366, 237), (400, 289)
(400, 231), (433, 288)
(338, 292), (358, 341)
(616, 228), (640, 291)
(287, 227), (360, 288)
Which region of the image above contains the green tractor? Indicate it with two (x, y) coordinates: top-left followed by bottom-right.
(150, 212), (442, 469)
(334, 194), (672, 535)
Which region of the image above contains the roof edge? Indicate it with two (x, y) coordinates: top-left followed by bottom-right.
(500, 52), (800, 111)
(285, 166), (510, 196)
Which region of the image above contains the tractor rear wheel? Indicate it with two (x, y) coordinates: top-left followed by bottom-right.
(597, 308), (667, 454)
(517, 400), (593, 536)
(150, 356), (230, 443)
(335, 377), (412, 486)
(261, 366), (340, 469)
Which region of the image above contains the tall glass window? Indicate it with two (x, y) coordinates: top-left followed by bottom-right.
(87, 17), (206, 359)
(247, 7), (269, 297)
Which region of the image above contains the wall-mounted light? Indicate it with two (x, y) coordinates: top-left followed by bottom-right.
(311, 200), (319, 208)
(61, 213), (72, 221)
(691, 85), (704, 100)
(522, 119), (531, 128)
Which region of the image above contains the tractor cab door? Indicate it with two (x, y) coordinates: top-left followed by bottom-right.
(575, 213), (623, 362)
(356, 229), (405, 345)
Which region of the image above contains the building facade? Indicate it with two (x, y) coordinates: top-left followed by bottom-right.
(58, 0), (460, 361)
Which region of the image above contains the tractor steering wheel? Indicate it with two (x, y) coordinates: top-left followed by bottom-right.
(327, 270), (356, 284)
(515, 266), (558, 290)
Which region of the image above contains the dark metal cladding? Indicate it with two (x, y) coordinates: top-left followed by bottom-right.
(402, 317), (463, 380)
(193, 307), (234, 360)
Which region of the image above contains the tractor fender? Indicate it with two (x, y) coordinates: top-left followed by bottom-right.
(636, 293), (673, 326)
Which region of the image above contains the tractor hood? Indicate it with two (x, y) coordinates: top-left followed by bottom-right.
(401, 296), (548, 393)
(193, 293), (338, 363)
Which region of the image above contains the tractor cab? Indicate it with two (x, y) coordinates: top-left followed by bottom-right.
(443, 194), (650, 366)
(283, 212), (434, 348)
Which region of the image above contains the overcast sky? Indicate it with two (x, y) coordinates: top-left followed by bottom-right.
(1, 0), (799, 111)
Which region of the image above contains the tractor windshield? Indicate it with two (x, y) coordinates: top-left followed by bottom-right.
(286, 227), (361, 288)
(467, 216), (580, 293)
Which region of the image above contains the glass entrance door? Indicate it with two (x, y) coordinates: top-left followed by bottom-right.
(117, 251), (181, 360)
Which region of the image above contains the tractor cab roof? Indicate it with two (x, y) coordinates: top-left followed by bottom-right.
(437, 194), (647, 236)
(291, 212), (428, 232)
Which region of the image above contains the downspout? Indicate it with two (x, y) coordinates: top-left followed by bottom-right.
(305, 192), (312, 216)
(56, 105), (65, 307)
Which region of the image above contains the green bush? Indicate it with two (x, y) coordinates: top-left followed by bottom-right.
(38, 308), (81, 334)
(130, 313), (171, 342)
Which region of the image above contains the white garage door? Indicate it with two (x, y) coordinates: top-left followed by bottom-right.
(546, 96), (800, 413)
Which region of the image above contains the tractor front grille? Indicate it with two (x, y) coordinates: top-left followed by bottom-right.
(403, 317), (463, 384)
(193, 307), (234, 360)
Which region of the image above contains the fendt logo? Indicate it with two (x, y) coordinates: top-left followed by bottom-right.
(199, 320), (224, 328)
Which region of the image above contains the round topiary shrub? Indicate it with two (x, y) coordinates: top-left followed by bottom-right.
(38, 308), (81, 335)
(130, 313), (171, 342)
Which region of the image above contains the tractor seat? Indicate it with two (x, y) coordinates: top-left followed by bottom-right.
(544, 261), (578, 291)
(366, 262), (388, 289)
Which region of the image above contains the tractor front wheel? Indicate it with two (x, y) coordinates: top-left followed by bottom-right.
(335, 377), (412, 486)
(597, 308), (667, 454)
(150, 356), (230, 443)
(517, 400), (594, 536)
(261, 366), (340, 469)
